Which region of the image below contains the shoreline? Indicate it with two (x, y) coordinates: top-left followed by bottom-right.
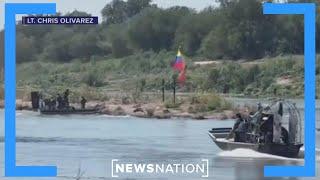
(0, 100), (236, 120)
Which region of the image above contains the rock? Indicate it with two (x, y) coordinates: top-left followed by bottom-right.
(15, 100), (32, 110)
(155, 106), (162, 111)
(218, 113), (228, 120)
(193, 115), (206, 120)
(133, 107), (144, 113)
(132, 111), (146, 118)
(121, 97), (131, 105)
(94, 102), (106, 111)
(133, 104), (141, 108)
(154, 110), (171, 119)
(223, 110), (234, 119)
(100, 106), (112, 115)
(174, 112), (192, 119)
(163, 109), (170, 114)
(21, 101), (32, 110)
(187, 106), (196, 114)
(113, 106), (126, 116)
(152, 107), (172, 119)
(145, 108), (155, 117)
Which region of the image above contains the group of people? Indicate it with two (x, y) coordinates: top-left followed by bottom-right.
(227, 102), (289, 144)
(39, 89), (87, 111)
(56, 89), (70, 110)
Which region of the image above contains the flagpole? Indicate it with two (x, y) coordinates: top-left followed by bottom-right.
(173, 76), (176, 105)
(162, 78), (165, 102)
(171, 45), (184, 105)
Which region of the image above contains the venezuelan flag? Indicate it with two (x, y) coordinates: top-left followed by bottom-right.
(173, 49), (186, 71)
(178, 68), (186, 84)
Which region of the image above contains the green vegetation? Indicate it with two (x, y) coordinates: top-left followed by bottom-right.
(12, 53), (314, 101)
(1, 0), (320, 64)
(189, 94), (232, 112)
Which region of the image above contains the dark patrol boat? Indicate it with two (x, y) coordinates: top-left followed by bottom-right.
(209, 100), (303, 158)
(31, 91), (99, 115)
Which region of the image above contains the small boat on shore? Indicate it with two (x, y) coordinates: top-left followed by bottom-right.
(40, 108), (98, 115)
(31, 90), (99, 115)
(209, 100), (303, 158)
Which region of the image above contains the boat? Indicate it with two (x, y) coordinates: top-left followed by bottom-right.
(208, 128), (303, 158)
(208, 100), (303, 158)
(40, 108), (98, 115)
(30, 91), (99, 115)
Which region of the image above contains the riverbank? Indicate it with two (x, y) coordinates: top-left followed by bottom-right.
(0, 99), (237, 120)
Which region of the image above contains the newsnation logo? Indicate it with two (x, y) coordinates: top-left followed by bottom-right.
(111, 159), (209, 178)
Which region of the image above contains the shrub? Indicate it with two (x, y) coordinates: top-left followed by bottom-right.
(164, 101), (180, 109)
(190, 93), (231, 112)
(82, 69), (104, 87)
(0, 87), (3, 100)
(146, 108), (155, 117)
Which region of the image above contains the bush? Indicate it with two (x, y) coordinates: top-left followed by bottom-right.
(190, 93), (231, 112)
(146, 108), (155, 117)
(82, 69), (104, 87)
(164, 101), (180, 109)
(0, 87), (3, 100)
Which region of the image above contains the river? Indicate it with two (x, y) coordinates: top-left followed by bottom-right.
(0, 100), (319, 180)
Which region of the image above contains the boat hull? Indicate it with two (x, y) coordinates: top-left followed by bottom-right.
(40, 108), (98, 115)
(258, 143), (303, 158)
(208, 132), (259, 151)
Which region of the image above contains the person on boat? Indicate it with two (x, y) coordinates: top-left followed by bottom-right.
(260, 114), (274, 143)
(257, 102), (263, 111)
(80, 96), (87, 109)
(39, 94), (45, 110)
(44, 98), (51, 110)
(50, 98), (56, 110)
(57, 94), (63, 109)
(234, 118), (249, 142)
(227, 113), (246, 141)
(63, 89), (70, 108)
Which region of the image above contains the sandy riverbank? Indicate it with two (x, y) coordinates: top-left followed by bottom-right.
(0, 99), (237, 120)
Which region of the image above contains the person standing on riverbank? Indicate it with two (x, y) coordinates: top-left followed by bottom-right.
(81, 96), (87, 109)
(64, 89), (70, 108)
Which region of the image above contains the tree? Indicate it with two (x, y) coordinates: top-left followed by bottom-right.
(128, 7), (190, 51)
(127, 0), (152, 17)
(69, 29), (104, 60)
(174, 9), (216, 56)
(101, 0), (128, 24)
(200, 0), (277, 59)
(200, 26), (229, 59)
(40, 28), (74, 62)
(105, 24), (132, 58)
(10, 0), (319, 63)
(16, 32), (37, 62)
(101, 0), (152, 25)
